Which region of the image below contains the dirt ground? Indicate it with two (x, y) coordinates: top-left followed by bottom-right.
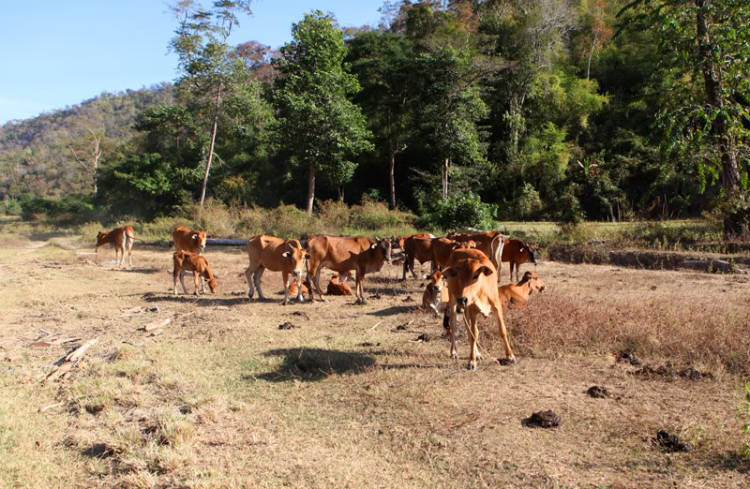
(1, 235), (749, 488)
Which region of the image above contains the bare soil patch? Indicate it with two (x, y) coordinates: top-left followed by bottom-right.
(0, 237), (748, 487)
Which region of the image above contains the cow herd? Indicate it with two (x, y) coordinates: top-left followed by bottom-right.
(95, 225), (546, 369)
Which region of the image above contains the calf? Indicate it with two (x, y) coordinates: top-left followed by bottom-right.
(401, 236), (436, 280)
(501, 239), (537, 283)
(173, 251), (218, 295)
(173, 226), (208, 255)
(498, 271), (546, 308)
(246, 235), (309, 305)
(96, 226), (135, 268)
(287, 281), (309, 297)
(442, 248), (515, 370)
(421, 269), (449, 317)
(326, 274), (354, 296)
(354, 239), (393, 304)
(304, 235), (374, 302)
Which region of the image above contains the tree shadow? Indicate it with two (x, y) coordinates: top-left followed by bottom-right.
(702, 451), (750, 475)
(251, 348), (377, 382)
(111, 268), (162, 274)
(367, 305), (416, 316)
(143, 295), (250, 307)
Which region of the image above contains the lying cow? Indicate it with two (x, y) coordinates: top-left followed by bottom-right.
(327, 274), (354, 296)
(304, 235), (374, 302)
(245, 235), (309, 305)
(173, 251), (218, 295)
(96, 225), (136, 268)
(421, 269), (449, 318)
(498, 271), (546, 308)
(287, 281), (309, 297)
(501, 239), (537, 283)
(173, 226), (208, 255)
(442, 248), (515, 370)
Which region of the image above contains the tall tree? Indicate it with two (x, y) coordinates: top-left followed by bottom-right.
(273, 11), (373, 214)
(620, 0), (750, 236)
(170, 0), (253, 207)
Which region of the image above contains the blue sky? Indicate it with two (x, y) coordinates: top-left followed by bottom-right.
(0, 0), (386, 124)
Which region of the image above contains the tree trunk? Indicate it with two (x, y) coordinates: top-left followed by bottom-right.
(696, 0), (745, 236)
(337, 185), (345, 203)
(389, 149), (397, 210)
(442, 157), (450, 198)
(92, 136), (100, 197)
(586, 33), (597, 80)
(306, 162), (316, 216)
(199, 91), (222, 208)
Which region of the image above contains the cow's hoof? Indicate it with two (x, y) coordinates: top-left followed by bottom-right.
(497, 357), (516, 366)
(281, 300), (289, 306)
(467, 362), (478, 371)
(450, 352), (458, 360)
(476, 352), (483, 362)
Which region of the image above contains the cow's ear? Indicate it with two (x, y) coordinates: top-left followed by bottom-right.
(282, 251), (291, 258)
(443, 267), (457, 278)
(473, 266), (493, 279)
(519, 247), (525, 253)
(192, 234), (199, 240)
(370, 244), (377, 250)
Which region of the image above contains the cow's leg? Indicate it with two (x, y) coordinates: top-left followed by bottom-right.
(281, 271), (291, 305)
(254, 267), (266, 300)
(401, 257), (408, 281)
(313, 268), (327, 302)
(465, 308), (481, 369)
(294, 271), (305, 303)
(179, 270), (189, 294)
(126, 236), (134, 267)
(510, 263), (515, 283)
(193, 271), (201, 295)
(447, 302), (459, 360)
(173, 268), (180, 294)
(245, 265), (257, 298)
(355, 270), (367, 304)
(492, 302), (516, 363)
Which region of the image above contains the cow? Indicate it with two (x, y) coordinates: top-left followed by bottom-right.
(245, 235), (309, 305)
(173, 251), (218, 295)
(432, 238), (477, 270)
(287, 281), (310, 297)
(501, 239), (537, 283)
(173, 226), (208, 255)
(421, 269), (449, 318)
(326, 274), (354, 296)
(401, 236), (436, 280)
(396, 233), (435, 250)
(447, 231), (506, 281)
(304, 235), (375, 302)
(96, 225), (136, 268)
(498, 271), (546, 308)
(442, 248), (515, 370)
(353, 239), (392, 304)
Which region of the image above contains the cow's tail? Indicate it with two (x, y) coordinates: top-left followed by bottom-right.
(490, 234), (505, 272)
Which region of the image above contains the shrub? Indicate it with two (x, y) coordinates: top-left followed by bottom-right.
(20, 195), (100, 223)
(316, 200), (350, 230)
(0, 199), (22, 216)
(418, 192), (497, 231)
(349, 199), (412, 230)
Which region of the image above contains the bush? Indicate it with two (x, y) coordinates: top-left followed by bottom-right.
(0, 199), (22, 216)
(418, 192), (497, 231)
(20, 195), (99, 223)
(349, 199), (413, 230)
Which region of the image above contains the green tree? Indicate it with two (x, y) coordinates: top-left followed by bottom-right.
(620, 0), (750, 236)
(170, 0), (253, 207)
(273, 11), (373, 214)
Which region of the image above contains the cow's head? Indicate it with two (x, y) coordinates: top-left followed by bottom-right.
(394, 236), (406, 250)
(424, 269), (445, 293)
(207, 277), (218, 293)
(373, 238), (392, 264)
(520, 271), (545, 294)
(519, 241), (537, 265)
(192, 231), (208, 253)
(96, 231), (108, 246)
(442, 259), (494, 313)
(282, 240), (310, 278)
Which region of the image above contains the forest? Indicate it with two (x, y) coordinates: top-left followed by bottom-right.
(1, 0), (749, 236)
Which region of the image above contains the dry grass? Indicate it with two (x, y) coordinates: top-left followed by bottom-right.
(0, 234), (749, 488)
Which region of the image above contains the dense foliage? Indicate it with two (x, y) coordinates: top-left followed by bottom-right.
(2, 0), (748, 235)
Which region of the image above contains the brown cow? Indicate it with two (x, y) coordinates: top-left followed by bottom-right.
(173, 251), (218, 295)
(287, 281), (310, 297)
(304, 235), (375, 302)
(498, 271), (546, 308)
(245, 235), (309, 305)
(396, 233), (435, 250)
(353, 239), (392, 304)
(401, 236), (436, 280)
(447, 231), (505, 280)
(442, 248), (515, 370)
(421, 269), (449, 318)
(96, 225), (136, 268)
(327, 274), (354, 296)
(173, 226), (208, 255)
(501, 239), (537, 282)
(432, 238), (477, 270)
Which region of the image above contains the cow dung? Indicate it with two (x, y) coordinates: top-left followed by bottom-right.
(292, 311), (310, 320)
(617, 350), (642, 366)
(587, 386), (610, 398)
(654, 430), (691, 452)
(522, 410), (561, 428)
(278, 322), (296, 330)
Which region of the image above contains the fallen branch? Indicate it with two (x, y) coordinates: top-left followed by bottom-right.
(44, 338), (98, 383)
(368, 321), (382, 331)
(39, 402), (65, 413)
(30, 336), (82, 348)
(140, 318), (172, 333)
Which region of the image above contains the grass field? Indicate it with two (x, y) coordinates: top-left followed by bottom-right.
(1, 229), (749, 488)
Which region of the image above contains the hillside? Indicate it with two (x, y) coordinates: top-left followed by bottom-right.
(0, 83), (173, 198)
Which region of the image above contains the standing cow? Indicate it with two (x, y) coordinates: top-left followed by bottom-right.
(501, 240), (537, 283)
(304, 235), (374, 302)
(173, 226), (208, 255)
(96, 225), (136, 268)
(245, 235), (309, 305)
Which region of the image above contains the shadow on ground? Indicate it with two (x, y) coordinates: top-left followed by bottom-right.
(251, 348), (377, 382)
(111, 268), (163, 274)
(367, 306), (416, 317)
(143, 295), (249, 307)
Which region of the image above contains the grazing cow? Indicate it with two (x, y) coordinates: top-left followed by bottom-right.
(501, 239), (537, 282)
(173, 251), (218, 295)
(353, 239), (393, 304)
(245, 235), (309, 305)
(327, 274), (354, 296)
(96, 226), (136, 268)
(304, 235), (375, 302)
(498, 271), (546, 308)
(432, 238), (477, 270)
(401, 236), (436, 280)
(447, 231), (506, 279)
(421, 269), (449, 318)
(173, 226), (208, 255)
(442, 248), (515, 370)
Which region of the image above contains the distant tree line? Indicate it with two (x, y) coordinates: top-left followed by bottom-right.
(1, 0), (748, 236)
